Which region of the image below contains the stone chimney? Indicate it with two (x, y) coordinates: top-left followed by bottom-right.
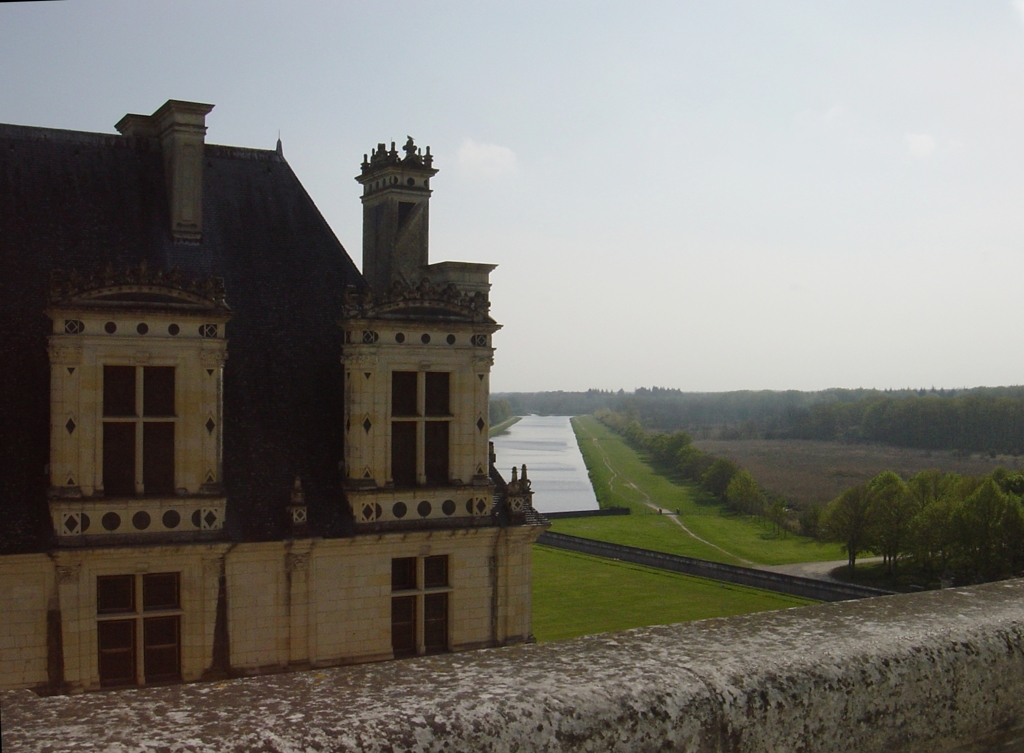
(116, 99), (214, 242)
(355, 137), (438, 295)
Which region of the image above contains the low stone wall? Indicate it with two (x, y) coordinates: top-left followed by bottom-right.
(539, 531), (892, 602)
(3, 580), (1024, 752)
(543, 507), (630, 520)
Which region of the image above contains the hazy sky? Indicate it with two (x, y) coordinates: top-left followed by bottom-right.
(4, 1), (1024, 393)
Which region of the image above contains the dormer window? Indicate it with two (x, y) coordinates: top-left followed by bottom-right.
(46, 266), (230, 541)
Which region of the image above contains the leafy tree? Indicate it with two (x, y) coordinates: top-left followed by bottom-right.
(866, 471), (918, 574)
(908, 496), (959, 575)
(623, 420), (647, 449)
(676, 444), (711, 482)
(701, 458), (738, 500)
(647, 431), (693, 465)
(799, 503), (823, 539)
(725, 470), (763, 517)
(767, 498), (788, 537)
(820, 485), (873, 571)
(489, 399), (513, 425)
(993, 469), (1024, 496)
(953, 479), (1024, 580)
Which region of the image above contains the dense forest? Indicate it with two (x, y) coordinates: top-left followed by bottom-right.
(494, 386), (1024, 455)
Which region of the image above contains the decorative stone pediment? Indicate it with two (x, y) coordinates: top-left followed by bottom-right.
(341, 279), (492, 323)
(50, 262), (229, 311)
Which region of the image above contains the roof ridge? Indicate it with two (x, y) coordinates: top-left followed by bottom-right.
(0, 123), (130, 148)
(0, 123), (285, 162)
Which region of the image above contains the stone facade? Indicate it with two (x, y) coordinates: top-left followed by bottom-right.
(0, 101), (546, 694)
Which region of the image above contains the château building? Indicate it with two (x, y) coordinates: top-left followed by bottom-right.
(0, 100), (545, 693)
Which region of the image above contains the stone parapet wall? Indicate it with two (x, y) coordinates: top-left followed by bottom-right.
(4, 580), (1024, 751)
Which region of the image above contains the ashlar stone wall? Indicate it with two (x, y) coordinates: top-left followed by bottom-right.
(0, 525), (540, 693)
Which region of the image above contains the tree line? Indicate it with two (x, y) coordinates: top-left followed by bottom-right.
(597, 408), (1024, 585)
(494, 385), (1024, 454)
(595, 409), (793, 536)
(818, 469), (1024, 581)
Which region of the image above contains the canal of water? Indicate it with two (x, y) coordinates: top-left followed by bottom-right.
(490, 415), (599, 514)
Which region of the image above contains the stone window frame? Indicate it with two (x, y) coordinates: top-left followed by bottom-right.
(95, 572), (183, 688)
(101, 364), (178, 496)
(391, 554), (451, 658)
(389, 371), (452, 488)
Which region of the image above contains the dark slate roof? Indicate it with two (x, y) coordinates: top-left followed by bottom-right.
(0, 123), (366, 552)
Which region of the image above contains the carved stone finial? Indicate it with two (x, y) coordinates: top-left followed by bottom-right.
(287, 475), (308, 531)
(504, 463), (535, 523)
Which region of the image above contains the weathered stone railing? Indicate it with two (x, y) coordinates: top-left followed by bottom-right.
(539, 531), (893, 602)
(3, 580), (1023, 752)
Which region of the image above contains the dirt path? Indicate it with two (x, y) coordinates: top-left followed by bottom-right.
(577, 420), (757, 567)
(760, 557), (884, 582)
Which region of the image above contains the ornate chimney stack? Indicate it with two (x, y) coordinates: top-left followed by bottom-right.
(116, 100), (214, 243)
(354, 137), (438, 295)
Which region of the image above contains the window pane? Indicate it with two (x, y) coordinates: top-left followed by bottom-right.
(97, 575), (135, 613)
(143, 367), (175, 416)
(103, 366), (136, 417)
(424, 593), (448, 654)
(391, 557), (417, 591)
(391, 421), (417, 486)
(143, 573), (179, 611)
(424, 421), (449, 485)
(103, 422), (136, 496)
(98, 619), (136, 687)
(391, 595), (416, 658)
(144, 614), (178, 645)
(424, 372), (449, 416)
(143, 422), (175, 494)
(143, 616), (180, 683)
(391, 372), (418, 416)
(424, 556), (448, 588)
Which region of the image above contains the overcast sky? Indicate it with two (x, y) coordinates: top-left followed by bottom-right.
(4, 1), (1024, 393)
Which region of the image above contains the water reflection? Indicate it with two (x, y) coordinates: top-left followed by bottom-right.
(490, 415), (599, 514)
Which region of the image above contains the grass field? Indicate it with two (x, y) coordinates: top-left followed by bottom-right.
(531, 546), (814, 641)
(489, 415), (522, 437)
(693, 438), (1021, 510)
(554, 416), (842, 566)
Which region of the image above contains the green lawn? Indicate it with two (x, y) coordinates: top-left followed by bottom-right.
(531, 546), (815, 641)
(489, 415), (522, 437)
(562, 416), (842, 566)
